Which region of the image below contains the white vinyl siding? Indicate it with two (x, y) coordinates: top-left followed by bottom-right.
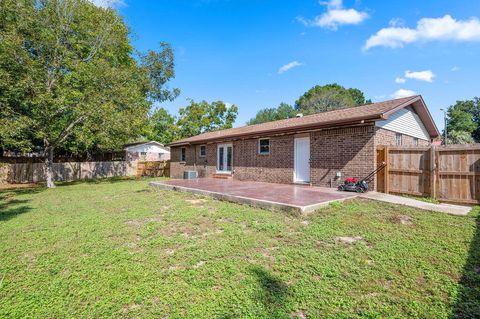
(375, 107), (430, 140)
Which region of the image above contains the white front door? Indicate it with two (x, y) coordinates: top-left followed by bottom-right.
(217, 144), (233, 173)
(294, 137), (310, 183)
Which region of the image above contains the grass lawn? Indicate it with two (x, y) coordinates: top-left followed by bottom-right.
(1, 178), (479, 318)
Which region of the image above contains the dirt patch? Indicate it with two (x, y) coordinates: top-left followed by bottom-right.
(186, 198), (208, 205)
(392, 215), (413, 225)
(165, 248), (176, 255)
(291, 310), (307, 319)
(122, 303), (141, 314)
(124, 220), (144, 227)
(193, 260), (206, 269)
(335, 236), (363, 244)
(124, 242), (144, 253)
(201, 229), (224, 237)
(0, 183), (38, 190)
(125, 215), (163, 228)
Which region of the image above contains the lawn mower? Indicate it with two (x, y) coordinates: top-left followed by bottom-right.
(337, 162), (386, 193)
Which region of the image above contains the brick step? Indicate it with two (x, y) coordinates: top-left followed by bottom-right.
(213, 173), (233, 179)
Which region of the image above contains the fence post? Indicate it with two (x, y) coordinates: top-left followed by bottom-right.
(384, 146), (390, 194)
(430, 145), (437, 199)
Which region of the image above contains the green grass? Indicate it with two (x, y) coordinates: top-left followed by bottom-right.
(0, 178), (479, 318)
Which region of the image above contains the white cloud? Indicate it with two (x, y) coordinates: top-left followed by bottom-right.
(395, 77), (406, 84)
(364, 15), (480, 50)
(299, 0), (369, 30)
(391, 89), (417, 99)
(451, 66), (460, 71)
(405, 70), (435, 82)
(278, 61), (303, 74)
(89, 0), (123, 8)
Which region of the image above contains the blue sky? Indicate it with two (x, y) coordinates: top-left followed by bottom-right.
(98, 0), (480, 130)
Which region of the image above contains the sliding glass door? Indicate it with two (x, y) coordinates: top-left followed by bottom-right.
(217, 144), (232, 173)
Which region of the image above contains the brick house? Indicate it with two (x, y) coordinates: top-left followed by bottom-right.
(168, 95), (439, 189)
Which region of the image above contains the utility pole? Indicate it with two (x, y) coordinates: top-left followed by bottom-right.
(440, 108), (448, 145)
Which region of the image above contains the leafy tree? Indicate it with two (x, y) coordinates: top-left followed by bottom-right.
(445, 98), (480, 143)
(147, 107), (179, 145)
(295, 83), (370, 115)
(176, 100), (238, 139)
(0, 0), (178, 187)
(447, 130), (475, 144)
(347, 88), (372, 106)
(247, 103), (296, 125)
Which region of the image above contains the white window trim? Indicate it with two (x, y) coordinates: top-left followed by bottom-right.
(413, 137), (419, 146)
(395, 133), (402, 146)
(216, 143), (233, 173)
(258, 138), (270, 155)
(199, 145), (206, 157)
(180, 147), (186, 162)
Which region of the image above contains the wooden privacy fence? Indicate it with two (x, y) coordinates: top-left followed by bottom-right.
(7, 161), (128, 183)
(377, 145), (480, 205)
(136, 161), (170, 177)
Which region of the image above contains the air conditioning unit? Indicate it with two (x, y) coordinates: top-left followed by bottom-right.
(183, 170), (198, 179)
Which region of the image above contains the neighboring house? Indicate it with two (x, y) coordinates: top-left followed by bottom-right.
(168, 95), (439, 189)
(124, 141), (171, 162)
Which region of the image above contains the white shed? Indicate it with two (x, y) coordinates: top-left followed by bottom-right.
(124, 141), (170, 162)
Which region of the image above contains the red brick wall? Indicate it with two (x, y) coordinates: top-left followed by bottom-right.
(310, 125), (376, 188)
(233, 135), (294, 184)
(170, 144), (216, 178)
(170, 136), (295, 183)
(375, 127), (430, 147)
(170, 125), (380, 189)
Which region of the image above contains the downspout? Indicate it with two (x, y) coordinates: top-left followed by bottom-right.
(194, 145), (197, 171)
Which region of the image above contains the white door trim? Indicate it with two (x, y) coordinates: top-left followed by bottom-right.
(216, 143), (233, 173)
(294, 137), (310, 183)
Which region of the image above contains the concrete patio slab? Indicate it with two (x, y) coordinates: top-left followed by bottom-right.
(149, 178), (358, 214)
(360, 192), (472, 216)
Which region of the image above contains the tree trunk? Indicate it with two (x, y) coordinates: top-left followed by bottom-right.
(44, 146), (56, 188)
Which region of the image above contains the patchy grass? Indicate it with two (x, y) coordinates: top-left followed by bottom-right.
(0, 178), (479, 318)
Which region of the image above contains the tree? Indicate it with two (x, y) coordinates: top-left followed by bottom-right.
(147, 107), (179, 145)
(0, 0), (178, 187)
(295, 83), (370, 115)
(247, 103), (296, 125)
(445, 98), (480, 143)
(176, 100), (238, 139)
(447, 130), (475, 144)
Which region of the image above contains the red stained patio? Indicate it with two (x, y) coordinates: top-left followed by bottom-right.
(150, 178), (358, 214)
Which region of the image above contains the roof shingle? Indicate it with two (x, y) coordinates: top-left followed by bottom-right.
(169, 95), (430, 146)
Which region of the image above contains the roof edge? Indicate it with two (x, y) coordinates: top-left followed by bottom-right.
(168, 114), (383, 147)
(382, 95), (440, 138)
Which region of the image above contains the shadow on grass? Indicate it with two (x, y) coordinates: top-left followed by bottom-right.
(54, 176), (145, 187)
(0, 205), (32, 222)
(250, 266), (291, 318)
(0, 187), (40, 222)
(453, 213), (480, 318)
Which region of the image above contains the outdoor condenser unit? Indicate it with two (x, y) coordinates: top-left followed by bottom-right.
(183, 171), (198, 179)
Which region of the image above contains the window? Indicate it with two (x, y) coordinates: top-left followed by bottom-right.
(199, 145), (206, 157)
(140, 152), (147, 156)
(413, 137), (419, 146)
(258, 138), (270, 154)
(180, 147), (186, 162)
(395, 133), (402, 146)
